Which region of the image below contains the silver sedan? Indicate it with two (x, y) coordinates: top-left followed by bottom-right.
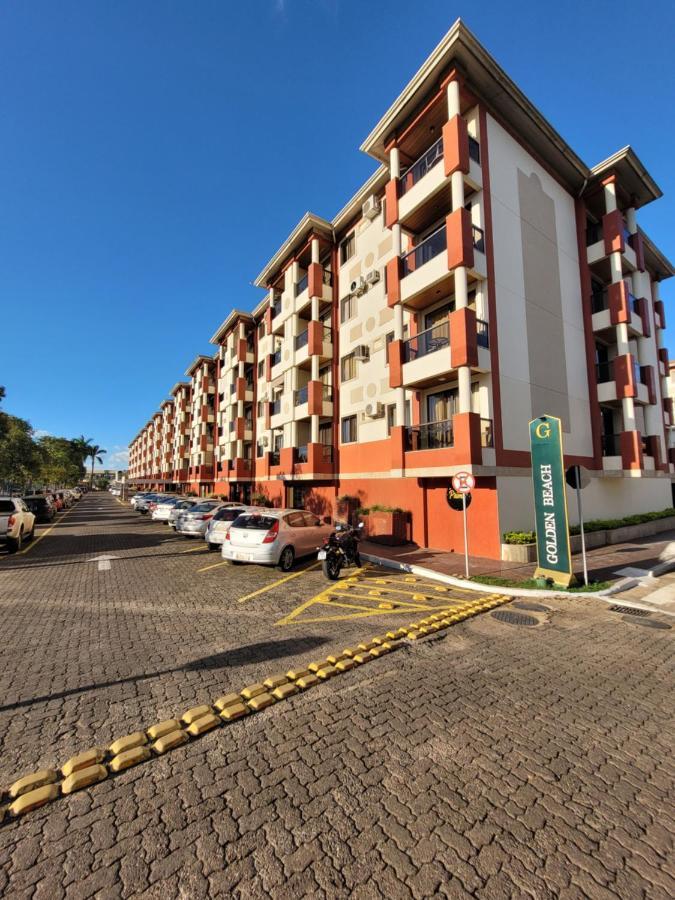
(175, 500), (225, 537)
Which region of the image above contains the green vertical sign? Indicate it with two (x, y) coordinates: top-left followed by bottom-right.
(529, 415), (574, 586)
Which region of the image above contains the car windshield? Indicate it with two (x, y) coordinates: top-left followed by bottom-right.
(233, 514), (277, 530)
(191, 502), (220, 513)
(176, 501), (194, 509)
(212, 508), (245, 522)
(157, 497), (178, 505)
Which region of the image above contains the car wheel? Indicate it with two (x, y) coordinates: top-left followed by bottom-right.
(28, 525), (35, 541)
(8, 531), (22, 553)
(277, 545), (295, 572)
(207, 542), (218, 552)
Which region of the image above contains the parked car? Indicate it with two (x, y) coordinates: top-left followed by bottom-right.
(175, 500), (225, 538)
(222, 509), (333, 571)
(135, 493), (167, 514)
(23, 495), (56, 523)
(167, 499), (198, 529)
(50, 493), (64, 511)
(147, 495), (178, 513)
(56, 491), (72, 509)
(0, 497), (36, 552)
(204, 506), (250, 551)
(150, 497), (183, 522)
(130, 492), (151, 509)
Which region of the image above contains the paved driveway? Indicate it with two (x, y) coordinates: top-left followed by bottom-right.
(0, 493), (672, 898)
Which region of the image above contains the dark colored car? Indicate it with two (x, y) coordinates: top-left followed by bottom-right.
(23, 495), (56, 523)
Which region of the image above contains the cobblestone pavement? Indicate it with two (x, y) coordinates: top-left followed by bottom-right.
(0, 494), (673, 897)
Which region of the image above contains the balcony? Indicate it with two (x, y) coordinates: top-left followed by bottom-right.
(294, 386), (308, 406)
(396, 311), (490, 390)
(294, 382), (333, 419)
(586, 211), (637, 278)
(296, 322), (333, 368)
(269, 449), (280, 467)
(395, 124), (482, 228)
(392, 211), (487, 310)
(404, 419), (454, 451)
(270, 399), (281, 416)
(601, 434), (621, 457)
(596, 357), (650, 406)
(403, 322), (449, 362)
(295, 274), (308, 297)
(295, 330), (309, 351)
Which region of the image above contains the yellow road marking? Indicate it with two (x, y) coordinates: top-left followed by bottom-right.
(197, 559), (232, 573)
(180, 545), (208, 554)
(1, 504), (75, 561)
(237, 561), (321, 603)
(324, 590), (457, 609)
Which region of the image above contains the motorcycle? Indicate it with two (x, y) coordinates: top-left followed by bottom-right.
(317, 522), (364, 580)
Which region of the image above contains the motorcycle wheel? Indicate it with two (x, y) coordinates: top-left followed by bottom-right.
(322, 557), (341, 580)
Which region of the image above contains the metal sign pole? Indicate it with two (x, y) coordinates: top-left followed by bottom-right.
(463, 492), (469, 578)
(576, 480), (588, 586)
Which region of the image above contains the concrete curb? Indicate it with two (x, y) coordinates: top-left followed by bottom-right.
(360, 552), (628, 600)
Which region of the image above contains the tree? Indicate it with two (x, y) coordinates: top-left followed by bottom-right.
(88, 444), (107, 487)
(38, 437), (84, 486)
(71, 436), (95, 471)
(0, 414), (43, 490)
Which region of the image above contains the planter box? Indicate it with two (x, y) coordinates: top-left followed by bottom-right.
(361, 511), (408, 545)
(501, 515), (675, 561)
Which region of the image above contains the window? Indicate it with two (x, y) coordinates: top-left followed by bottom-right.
(387, 404), (396, 435)
(258, 321), (266, 338)
(341, 294), (357, 323)
(340, 233), (355, 265)
(256, 401), (264, 417)
(285, 511), (306, 528)
(258, 360), (264, 378)
(341, 415), (357, 443)
(341, 352), (357, 382)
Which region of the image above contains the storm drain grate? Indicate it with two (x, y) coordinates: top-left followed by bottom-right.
(609, 605), (651, 617)
(491, 610), (538, 627)
(622, 616), (671, 630)
(514, 601), (550, 613)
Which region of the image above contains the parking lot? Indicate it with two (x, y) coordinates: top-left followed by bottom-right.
(0, 492), (673, 897)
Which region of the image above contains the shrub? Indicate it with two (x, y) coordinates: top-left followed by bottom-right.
(504, 507), (675, 543)
(358, 504), (406, 515)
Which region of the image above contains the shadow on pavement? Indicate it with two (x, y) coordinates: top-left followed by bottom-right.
(0, 636), (329, 713)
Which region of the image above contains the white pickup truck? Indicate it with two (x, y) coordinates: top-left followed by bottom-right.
(0, 497), (36, 552)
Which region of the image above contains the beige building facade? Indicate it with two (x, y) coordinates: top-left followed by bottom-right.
(128, 20), (673, 557)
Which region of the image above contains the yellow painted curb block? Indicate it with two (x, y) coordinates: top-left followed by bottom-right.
(62, 764), (108, 794)
(9, 769), (57, 800)
(152, 730), (189, 754)
(286, 668), (310, 681)
(307, 661), (326, 673)
(147, 720), (181, 741)
(316, 665), (338, 679)
(326, 653), (347, 665)
(272, 683), (298, 701)
(61, 749), (105, 778)
(181, 705), (212, 726)
(9, 784), (59, 817)
(219, 703), (250, 721)
(247, 693), (275, 712)
(263, 675), (288, 690)
(353, 652), (373, 664)
(109, 732), (147, 756)
(296, 674), (320, 690)
(240, 684), (266, 701)
(335, 659), (356, 673)
(186, 713), (220, 737)
(110, 747), (152, 773)
(214, 693), (242, 711)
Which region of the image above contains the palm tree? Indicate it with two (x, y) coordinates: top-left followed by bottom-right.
(71, 436), (95, 481)
(88, 444), (106, 487)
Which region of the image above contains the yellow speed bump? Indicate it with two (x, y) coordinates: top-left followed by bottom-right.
(214, 693), (242, 712)
(296, 674), (320, 690)
(247, 692), (275, 712)
(109, 732), (147, 756)
(152, 730), (188, 755)
(263, 675), (288, 690)
(9, 769), (57, 800)
(147, 720), (181, 741)
(219, 702), (249, 721)
(272, 683), (298, 701)
(61, 749), (105, 779)
(240, 684), (266, 701)
(110, 747), (151, 773)
(186, 713), (221, 737)
(62, 764), (108, 793)
(181, 705), (212, 726)
(9, 784), (59, 817)
(286, 668), (310, 681)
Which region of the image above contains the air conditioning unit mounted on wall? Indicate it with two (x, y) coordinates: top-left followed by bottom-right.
(361, 195), (381, 220)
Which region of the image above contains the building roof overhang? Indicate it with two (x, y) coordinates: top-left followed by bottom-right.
(361, 18), (588, 193)
(588, 146), (662, 209)
(210, 309), (254, 345)
(332, 165), (389, 234)
(185, 355), (214, 377)
(169, 381), (191, 397)
(640, 228), (675, 281)
(160, 399), (174, 410)
(254, 212), (333, 289)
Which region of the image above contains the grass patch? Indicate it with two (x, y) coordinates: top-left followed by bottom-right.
(469, 574), (611, 593)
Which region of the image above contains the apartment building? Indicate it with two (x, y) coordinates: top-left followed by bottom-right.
(128, 20), (673, 558)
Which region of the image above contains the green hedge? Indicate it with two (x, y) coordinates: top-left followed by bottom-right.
(504, 507), (675, 544)
(357, 505), (406, 516)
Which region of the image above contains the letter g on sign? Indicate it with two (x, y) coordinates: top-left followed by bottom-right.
(535, 421), (551, 440)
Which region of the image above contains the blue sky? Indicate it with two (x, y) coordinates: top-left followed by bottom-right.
(1, 0), (673, 470)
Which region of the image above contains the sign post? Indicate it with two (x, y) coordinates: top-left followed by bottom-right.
(528, 416), (574, 587)
(452, 472), (475, 578)
(566, 465), (590, 586)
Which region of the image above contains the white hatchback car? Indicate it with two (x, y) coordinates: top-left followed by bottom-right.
(204, 506), (251, 551)
(151, 497), (183, 522)
(222, 509), (332, 571)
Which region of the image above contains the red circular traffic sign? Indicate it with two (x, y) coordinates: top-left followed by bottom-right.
(452, 471), (475, 494)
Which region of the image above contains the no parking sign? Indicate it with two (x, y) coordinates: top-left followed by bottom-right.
(450, 472), (474, 578)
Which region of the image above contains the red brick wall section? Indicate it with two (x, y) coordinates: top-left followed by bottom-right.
(446, 208), (474, 271)
(308, 262), (322, 298)
(449, 308), (478, 368)
(385, 178), (398, 228)
(608, 281), (630, 325)
(388, 339), (404, 389)
(620, 430), (643, 470)
(602, 209), (625, 256)
(614, 354), (638, 399)
(386, 257), (400, 307)
(442, 115), (469, 177)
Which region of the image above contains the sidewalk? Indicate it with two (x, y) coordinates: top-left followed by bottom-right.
(361, 529), (675, 586)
